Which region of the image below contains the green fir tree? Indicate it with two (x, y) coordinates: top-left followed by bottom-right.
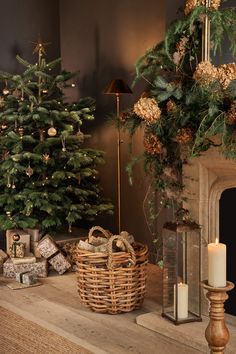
(0, 39), (113, 232)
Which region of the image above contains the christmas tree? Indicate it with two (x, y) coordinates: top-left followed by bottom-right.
(0, 38), (113, 233)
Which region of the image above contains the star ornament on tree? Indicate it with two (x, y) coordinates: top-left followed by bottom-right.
(32, 36), (50, 56)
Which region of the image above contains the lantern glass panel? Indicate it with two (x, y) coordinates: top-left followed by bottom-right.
(162, 223), (202, 325)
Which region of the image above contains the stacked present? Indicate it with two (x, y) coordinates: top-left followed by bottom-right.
(2, 229), (73, 282)
(3, 229), (48, 281)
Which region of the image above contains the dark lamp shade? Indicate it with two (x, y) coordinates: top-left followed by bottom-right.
(104, 79), (132, 95)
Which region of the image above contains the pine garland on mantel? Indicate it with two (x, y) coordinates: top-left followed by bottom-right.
(119, 0), (236, 226)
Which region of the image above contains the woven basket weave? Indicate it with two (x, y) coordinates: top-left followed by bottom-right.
(75, 226), (148, 314)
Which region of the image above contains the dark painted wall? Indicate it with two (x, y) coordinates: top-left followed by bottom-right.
(0, 0), (60, 72)
(59, 0), (166, 254)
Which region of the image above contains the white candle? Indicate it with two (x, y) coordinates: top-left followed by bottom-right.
(208, 238), (226, 287)
(174, 283), (188, 319)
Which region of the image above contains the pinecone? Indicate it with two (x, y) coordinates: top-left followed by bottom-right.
(144, 133), (164, 155)
(217, 63), (236, 90)
(193, 61), (218, 86)
(176, 127), (193, 144)
(134, 97), (161, 123)
(166, 100), (177, 114)
(225, 104), (236, 125)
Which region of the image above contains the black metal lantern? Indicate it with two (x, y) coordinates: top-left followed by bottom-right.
(162, 222), (202, 325)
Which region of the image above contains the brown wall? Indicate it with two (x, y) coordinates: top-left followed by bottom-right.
(59, 0), (166, 255)
(0, 0), (60, 72)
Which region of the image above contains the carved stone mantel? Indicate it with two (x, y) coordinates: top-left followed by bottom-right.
(183, 145), (236, 314)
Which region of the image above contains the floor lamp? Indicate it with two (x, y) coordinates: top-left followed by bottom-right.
(104, 79), (132, 234)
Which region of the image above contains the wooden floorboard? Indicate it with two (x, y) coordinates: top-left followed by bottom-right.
(0, 264), (203, 354)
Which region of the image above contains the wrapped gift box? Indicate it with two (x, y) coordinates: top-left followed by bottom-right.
(38, 235), (71, 274)
(0, 249), (8, 274)
(9, 242), (25, 258)
(6, 230), (30, 255)
(49, 253), (71, 275)
(3, 258), (48, 278)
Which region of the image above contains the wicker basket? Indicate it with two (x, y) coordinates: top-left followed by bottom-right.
(75, 226), (148, 314)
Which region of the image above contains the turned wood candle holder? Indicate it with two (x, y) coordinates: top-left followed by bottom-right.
(201, 280), (235, 354)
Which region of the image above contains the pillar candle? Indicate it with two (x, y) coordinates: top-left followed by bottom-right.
(174, 283), (188, 319)
(208, 239), (226, 287)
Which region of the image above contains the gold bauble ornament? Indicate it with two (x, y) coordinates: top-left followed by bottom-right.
(48, 127), (57, 136)
(26, 165), (34, 177)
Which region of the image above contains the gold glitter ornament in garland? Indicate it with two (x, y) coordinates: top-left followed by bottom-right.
(176, 127), (193, 144)
(134, 97), (161, 123)
(144, 133), (164, 155)
(193, 61), (218, 86)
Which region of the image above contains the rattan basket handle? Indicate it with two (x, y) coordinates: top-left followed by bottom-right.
(88, 226), (111, 242)
(107, 235), (136, 269)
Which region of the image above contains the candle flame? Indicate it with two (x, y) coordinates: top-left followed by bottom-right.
(215, 237), (219, 244)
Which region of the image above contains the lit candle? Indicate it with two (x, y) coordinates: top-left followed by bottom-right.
(208, 238), (226, 287)
(174, 283), (189, 319)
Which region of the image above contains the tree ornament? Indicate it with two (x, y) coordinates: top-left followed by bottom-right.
(2, 87), (9, 95)
(42, 153), (50, 163)
(176, 127), (194, 144)
(11, 181), (16, 189)
(39, 129), (45, 142)
(77, 129), (84, 141)
(144, 133), (164, 155)
(134, 97), (161, 123)
(1, 123), (7, 130)
(48, 127), (57, 137)
(6, 211), (12, 218)
(26, 164), (34, 177)
(0, 96), (5, 108)
(18, 127), (24, 138)
(61, 135), (66, 152)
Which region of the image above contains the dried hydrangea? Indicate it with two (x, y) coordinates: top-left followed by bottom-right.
(144, 133), (164, 155)
(217, 63), (236, 90)
(176, 127), (193, 144)
(193, 61), (218, 86)
(184, 0), (221, 16)
(134, 97), (161, 123)
(173, 37), (189, 66)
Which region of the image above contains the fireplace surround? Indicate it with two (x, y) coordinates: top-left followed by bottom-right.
(183, 144), (236, 313)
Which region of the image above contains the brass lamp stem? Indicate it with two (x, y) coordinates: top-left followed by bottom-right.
(116, 93), (121, 234)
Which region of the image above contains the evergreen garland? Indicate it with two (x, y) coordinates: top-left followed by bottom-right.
(121, 0), (236, 223)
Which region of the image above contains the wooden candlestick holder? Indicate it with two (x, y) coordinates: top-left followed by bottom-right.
(202, 280), (235, 354)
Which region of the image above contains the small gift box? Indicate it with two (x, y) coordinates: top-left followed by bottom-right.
(22, 272), (37, 285)
(37, 235), (71, 274)
(6, 230), (30, 255)
(9, 235), (25, 258)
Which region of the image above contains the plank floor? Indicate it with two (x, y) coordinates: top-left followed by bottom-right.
(0, 265), (203, 354)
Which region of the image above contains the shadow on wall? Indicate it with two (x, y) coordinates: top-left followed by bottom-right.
(60, 0), (166, 250)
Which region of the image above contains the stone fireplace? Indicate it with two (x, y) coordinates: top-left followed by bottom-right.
(183, 145), (236, 314)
